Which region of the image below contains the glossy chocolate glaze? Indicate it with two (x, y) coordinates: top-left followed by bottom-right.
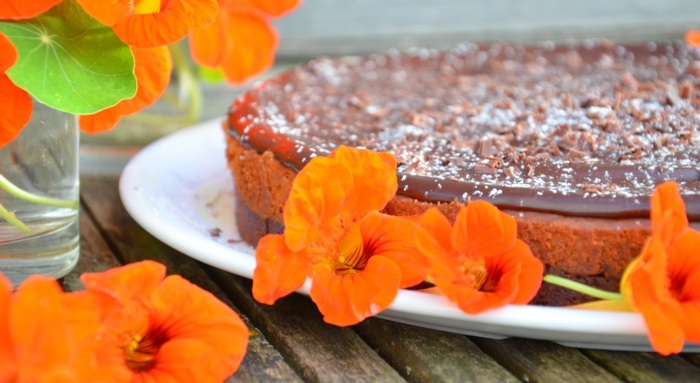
(228, 41), (700, 220)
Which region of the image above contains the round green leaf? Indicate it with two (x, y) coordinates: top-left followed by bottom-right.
(0, 0), (137, 114)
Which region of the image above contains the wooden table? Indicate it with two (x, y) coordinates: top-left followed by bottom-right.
(64, 175), (700, 382)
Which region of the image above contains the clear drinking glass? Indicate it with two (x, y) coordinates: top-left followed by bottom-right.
(0, 100), (80, 285)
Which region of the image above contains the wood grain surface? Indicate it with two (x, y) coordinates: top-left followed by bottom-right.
(66, 176), (700, 382)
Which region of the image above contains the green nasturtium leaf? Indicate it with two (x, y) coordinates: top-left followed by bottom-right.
(0, 0), (137, 114)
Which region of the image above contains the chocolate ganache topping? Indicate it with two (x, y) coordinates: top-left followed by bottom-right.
(227, 41), (700, 220)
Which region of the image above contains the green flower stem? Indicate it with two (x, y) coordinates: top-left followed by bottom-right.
(0, 173), (78, 233)
(543, 274), (624, 301)
(0, 203), (29, 234)
(124, 42), (202, 126)
(0, 174), (78, 209)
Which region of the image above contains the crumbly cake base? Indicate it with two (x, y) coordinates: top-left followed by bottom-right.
(225, 133), (700, 306)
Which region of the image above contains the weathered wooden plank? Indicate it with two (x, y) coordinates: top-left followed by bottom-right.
(583, 349), (700, 383)
(207, 268), (406, 383)
(274, 0), (698, 58)
(354, 317), (519, 383)
(60, 206), (123, 292)
(79, 176), (303, 383)
(471, 337), (621, 383)
(684, 353), (700, 369)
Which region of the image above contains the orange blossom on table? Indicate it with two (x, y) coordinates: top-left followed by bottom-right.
(620, 181), (700, 355)
(415, 202), (544, 314)
(252, 146), (427, 326)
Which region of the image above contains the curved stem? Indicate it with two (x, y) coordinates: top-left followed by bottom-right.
(0, 174), (78, 209)
(0, 203), (30, 234)
(543, 274), (624, 301)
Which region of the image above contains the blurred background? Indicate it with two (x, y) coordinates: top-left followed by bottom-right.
(273, 0), (697, 59)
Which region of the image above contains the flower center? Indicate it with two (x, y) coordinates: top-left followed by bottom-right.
(462, 257), (496, 291)
(334, 224), (368, 275)
(669, 271), (687, 302)
(134, 0), (162, 14)
(125, 328), (167, 372)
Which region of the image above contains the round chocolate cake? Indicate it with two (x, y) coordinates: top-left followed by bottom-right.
(225, 40), (700, 305)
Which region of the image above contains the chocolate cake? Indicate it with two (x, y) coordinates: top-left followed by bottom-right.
(224, 40), (700, 305)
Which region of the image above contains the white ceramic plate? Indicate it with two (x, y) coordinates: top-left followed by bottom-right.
(120, 118), (699, 352)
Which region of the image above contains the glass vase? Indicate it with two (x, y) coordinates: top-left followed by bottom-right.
(0, 100), (80, 285)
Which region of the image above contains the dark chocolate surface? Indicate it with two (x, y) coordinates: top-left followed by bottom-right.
(228, 41), (700, 220)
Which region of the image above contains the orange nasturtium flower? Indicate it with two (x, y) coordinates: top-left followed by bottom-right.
(0, 274), (106, 382)
(77, 0), (219, 47)
(415, 202), (544, 314)
(80, 261), (249, 381)
(686, 30), (700, 47)
(620, 181), (700, 355)
(79, 46), (173, 133)
(253, 146), (426, 326)
(0, 32), (32, 149)
(190, 0), (302, 84)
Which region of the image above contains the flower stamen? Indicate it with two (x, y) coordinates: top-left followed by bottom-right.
(124, 328), (167, 372)
(335, 224), (368, 275)
(462, 257), (489, 290)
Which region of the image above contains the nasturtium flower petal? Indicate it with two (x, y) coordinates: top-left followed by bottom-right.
(253, 234), (310, 304)
(666, 229), (700, 343)
(0, 32), (16, 71)
(190, 0), (301, 85)
(148, 275), (249, 378)
(0, 0), (61, 20)
(9, 276), (75, 377)
(627, 236), (686, 355)
(189, 13), (226, 67)
(283, 156), (353, 251)
(110, 0), (219, 48)
(142, 338), (231, 382)
(76, 0), (130, 26)
(508, 240), (544, 304)
(417, 208), (453, 253)
(462, 241), (540, 314)
(0, 74), (32, 149)
(454, 201), (518, 257)
(572, 299), (634, 311)
(0, 274), (13, 380)
(429, 270), (481, 311)
(80, 46), (172, 133)
(330, 145), (398, 219)
(0, 29), (32, 149)
(80, 260), (166, 304)
(219, 8), (277, 84)
(650, 181), (688, 246)
(686, 30), (700, 48)
(359, 211), (426, 287)
(310, 255), (401, 326)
